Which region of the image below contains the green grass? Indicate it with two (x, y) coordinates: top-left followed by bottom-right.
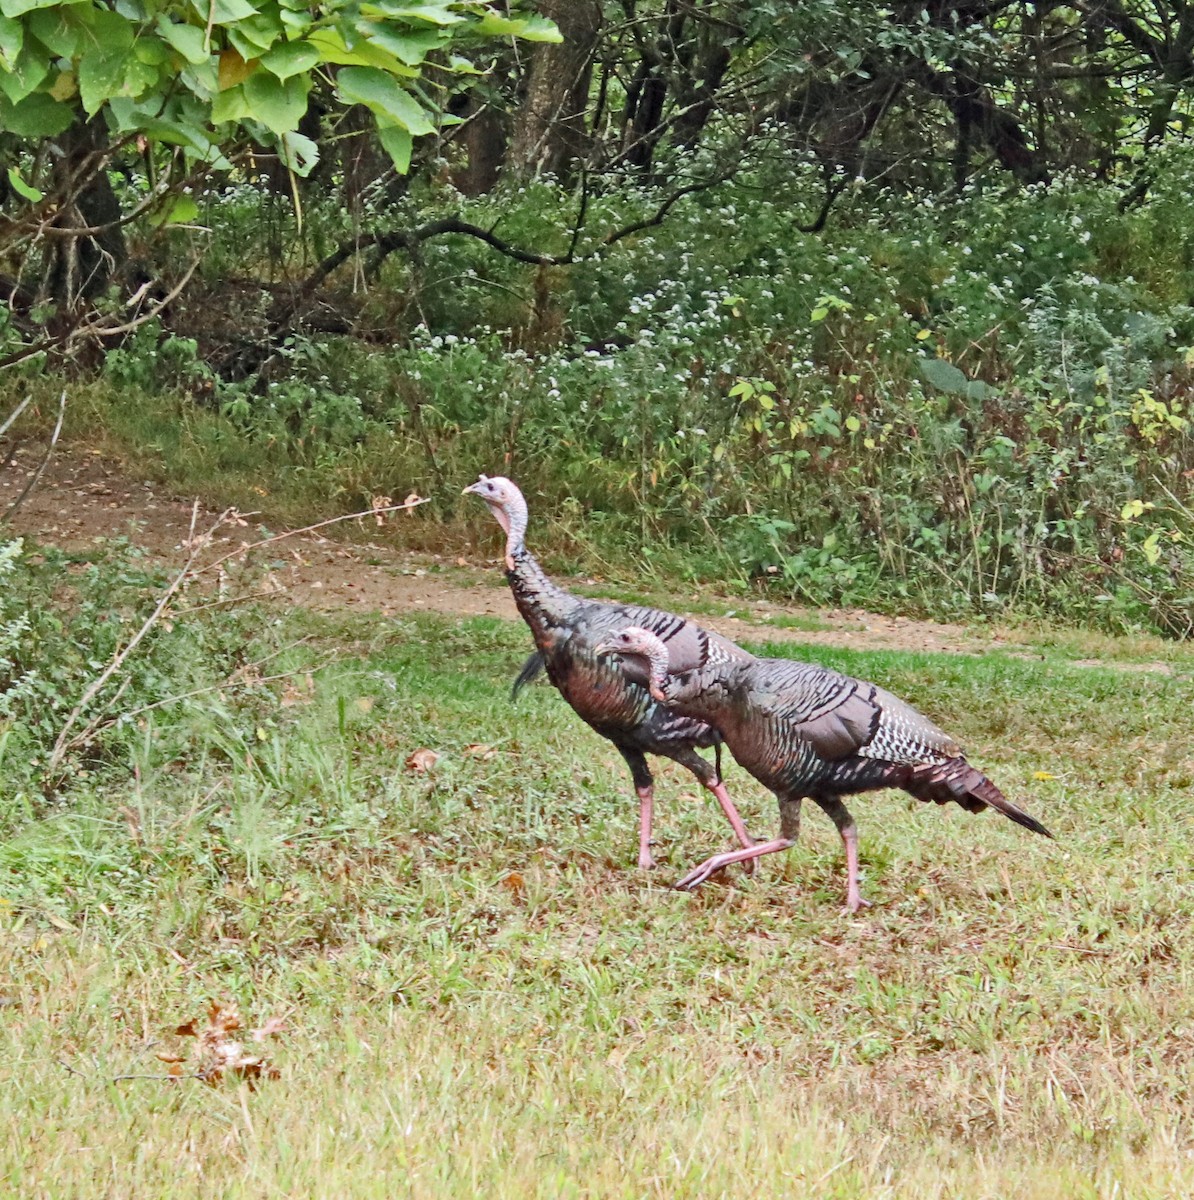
(4, 608), (1194, 1197)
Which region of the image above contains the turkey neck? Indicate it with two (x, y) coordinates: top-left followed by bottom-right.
(501, 491), (581, 643)
(652, 653), (736, 724)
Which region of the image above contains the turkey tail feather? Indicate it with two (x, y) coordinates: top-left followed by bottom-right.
(906, 759), (1053, 838)
(511, 650), (545, 701)
(966, 773), (1053, 838)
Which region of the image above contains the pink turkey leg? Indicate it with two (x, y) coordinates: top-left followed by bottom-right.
(673, 837), (795, 892)
(840, 823), (872, 915)
(705, 779), (757, 874)
(636, 785), (655, 869)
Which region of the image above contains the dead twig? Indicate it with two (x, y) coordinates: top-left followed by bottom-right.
(0, 390), (66, 527)
(193, 495), (431, 577)
(45, 501), (233, 781)
(0, 394), (32, 440)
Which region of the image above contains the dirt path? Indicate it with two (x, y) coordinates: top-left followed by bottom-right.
(0, 443), (1145, 663)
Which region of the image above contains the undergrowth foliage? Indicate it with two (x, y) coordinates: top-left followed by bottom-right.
(0, 538), (289, 800)
(31, 146), (1194, 633)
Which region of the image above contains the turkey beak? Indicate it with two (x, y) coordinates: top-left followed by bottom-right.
(594, 641), (616, 658)
(462, 481), (481, 496)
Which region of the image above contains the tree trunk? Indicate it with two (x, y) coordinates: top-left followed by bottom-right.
(44, 119), (126, 311)
(508, 0), (602, 180)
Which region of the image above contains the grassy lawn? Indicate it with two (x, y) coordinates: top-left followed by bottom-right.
(3, 608), (1194, 1198)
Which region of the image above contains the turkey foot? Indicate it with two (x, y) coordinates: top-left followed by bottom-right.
(673, 837), (795, 891)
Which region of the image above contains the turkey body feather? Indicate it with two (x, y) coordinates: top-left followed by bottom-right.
(597, 626), (1052, 912)
(465, 476), (754, 871)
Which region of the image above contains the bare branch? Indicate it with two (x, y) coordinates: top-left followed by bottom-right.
(0, 390), (66, 527)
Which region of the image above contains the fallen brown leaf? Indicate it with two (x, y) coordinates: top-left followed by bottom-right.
(463, 743), (496, 761)
(405, 748), (439, 773)
(403, 491), (422, 515)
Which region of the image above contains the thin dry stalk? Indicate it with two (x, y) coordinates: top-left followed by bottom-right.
(193, 495), (432, 577)
(0, 390), (66, 526)
(45, 501), (233, 780)
(44, 494), (430, 781)
(0, 394), (32, 439)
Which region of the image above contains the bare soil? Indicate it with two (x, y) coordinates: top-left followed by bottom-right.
(0, 443), (1157, 665)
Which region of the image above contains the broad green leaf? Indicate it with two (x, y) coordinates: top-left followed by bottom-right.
(359, 22), (445, 65)
(210, 82), (250, 123)
(188, 0), (257, 22)
(0, 0), (63, 18)
(156, 18), (209, 65)
(78, 46), (138, 115)
(377, 123), (411, 171)
(277, 127), (318, 174)
(475, 12), (562, 42)
(28, 7), (80, 56)
(6, 164), (43, 201)
(259, 39), (319, 80)
(307, 27), (414, 73)
(336, 65), (433, 134)
(227, 13), (281, 59)
(149, 193), (200, 226)
(0, 89), (72, 135)
(358, 1), (465, 24)
(243, 68), (309, 133)
(0, 46), (50, 103)
(0, 12), (21, 66)
(918, 357), (969, 395)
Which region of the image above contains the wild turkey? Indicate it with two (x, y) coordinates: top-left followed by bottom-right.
(595, 625), (1052, 912)
(464, 474), (756, 870)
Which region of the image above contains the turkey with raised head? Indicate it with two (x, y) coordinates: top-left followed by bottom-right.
(596, 625), (1052, 913)
(464, 474), (755, 871)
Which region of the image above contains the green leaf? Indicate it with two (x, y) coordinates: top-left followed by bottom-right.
(809, 305), (828, 322)
(277, 128), (318, 174)
(242, 68), (309, 133)
(308, 27), (415, 73)
(359, 21), (445, 65)
(1142, 530), (1162, 566)
(78, 49), (133, 115)
(0, 44), (49, 102)
(226, 13), (281, 59)
(475, 12), (562, 42)
(918, 357), (969, 395)
(189, 0), (257, 22)
(6, 164), (43, 201)
(358, 1), (465, 25)
(28, 8), (79, 57)
(156, 18), (209, 65)
(210, 81), (250, 122)
(336, 65), (433, 134)
(149, 193), (200, 226)
(845, 414), (861, 433)
(0, 0), (62, 18)
(0, 13), (21, 67)
(259, 39), (320, 80)
(0, 89), (72, 135)
(377, 123), (412, 171)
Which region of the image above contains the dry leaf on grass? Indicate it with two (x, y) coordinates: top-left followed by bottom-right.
(403, 491), (422, 515)
(171, 1000), (284, 1086)
(463, 743), (496, 761)
(405, 748), (439, 772)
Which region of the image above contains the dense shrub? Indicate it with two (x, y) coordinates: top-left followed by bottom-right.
(61, 151), (1194, 634)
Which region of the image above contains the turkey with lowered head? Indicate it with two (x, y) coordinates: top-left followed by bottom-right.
(596, 625), (1052, 912)
(464, 474), (756, 872)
